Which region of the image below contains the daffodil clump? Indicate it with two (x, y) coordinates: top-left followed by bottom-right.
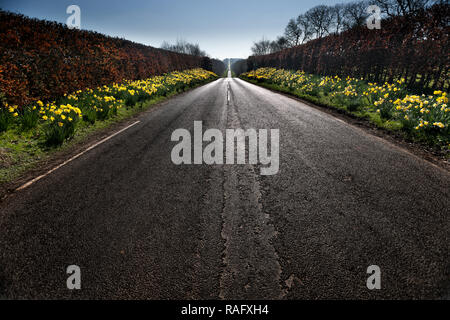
(0, 69), (217, 145)
(242, 68), (449, 147)
(0, 100), (19, 132)
(388, 92), (448, 133)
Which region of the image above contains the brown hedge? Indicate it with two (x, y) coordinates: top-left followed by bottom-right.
(247, 4), (449, 92)
(0, 11), (212, 106)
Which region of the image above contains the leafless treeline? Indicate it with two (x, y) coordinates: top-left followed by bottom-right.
(251, 0), (444, 55)
(161, 39), (208, 57)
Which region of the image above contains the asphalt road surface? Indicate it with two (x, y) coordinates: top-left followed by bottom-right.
(0, 76), (448, 299)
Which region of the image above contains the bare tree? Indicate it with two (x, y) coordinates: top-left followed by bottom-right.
(296, 14), (314, 43)
(284, 18), (302, 47)
(331, 3), (348, 33)
(343, 1), (370, 28)
(270, 36), (290, 53)
(160, 40), (174, 51)
(160, 39), (207, 57)
(251, 37), (272, 56)
(185, 43), (207, 56)
(305, 5), (334, 39)
(373, 0), (434, 17)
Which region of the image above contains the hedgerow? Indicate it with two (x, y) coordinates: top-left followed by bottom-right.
(0, 10), (213, 107)
(247, 4), (449, 93)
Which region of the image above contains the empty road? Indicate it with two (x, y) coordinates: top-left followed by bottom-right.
(0, 76), (448, 299)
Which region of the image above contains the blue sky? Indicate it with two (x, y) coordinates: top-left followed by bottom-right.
(1, 0), (354, 59)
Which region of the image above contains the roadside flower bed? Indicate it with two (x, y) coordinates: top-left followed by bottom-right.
(0, 69), (217, 145)
(241, 68), (449, 148)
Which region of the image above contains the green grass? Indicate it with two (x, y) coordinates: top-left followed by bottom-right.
(0, 81), (213, 185)
(0, 129), (46, 184)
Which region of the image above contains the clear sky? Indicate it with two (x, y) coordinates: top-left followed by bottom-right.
(0, 0), (354, 60)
